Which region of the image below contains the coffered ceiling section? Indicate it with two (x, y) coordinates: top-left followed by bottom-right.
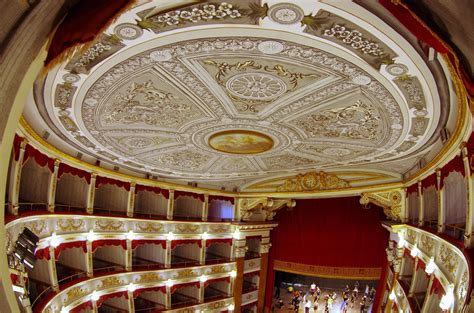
(31, 0), (451, 191)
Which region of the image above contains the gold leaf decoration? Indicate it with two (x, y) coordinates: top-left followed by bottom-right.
(136, 222), (163, 233)
(174, 269), (196, 278)
(439, 244), (459, 275)
(175, 224), (200, 233)
(276, 171), (350, 192)
(209, 225), (230, 233)
(136, 272), (161, 283)
(57, 219), (84, 232)
(100, 276), (122, 289)
(95, 220), (124, 231)
(64, 287), (88, 303)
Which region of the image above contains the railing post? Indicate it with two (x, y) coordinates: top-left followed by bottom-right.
(127, 183), (136, 218)
(48, 245), (59, 292)
(418, 181), (424, 226)
(202, 194), (209, 221)
(200, 238), (206, 266)
(462, 146), (474, 248)
(87, 173), (97, 214)
(11, 139), (27, 216)
(47, 159), (60, 213)
(167, 190), (174, 220)
(86, 241), (93, 277)
(126, 239), (132, 271)
(437, 169), (445, 233)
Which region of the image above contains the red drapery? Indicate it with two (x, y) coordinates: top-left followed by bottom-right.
(204, 276), (231, 287)
(70, 300), (92, 313)
(133, 285), (166, 298)
(171, 281), (200, 294)
(209, 195), (235, 205)
(135, 184), (169, 199)
(406, 183), (418, 194)
(10, 273), (20, 285)
(44, 0), (133, 67)
(23, 145), (54, 172)
(171, 239), (202, 249)
(416, 258), (426, 271)
(58, 163), (91, 184)
(430, 277), (445, 298)
(379, 0), (474, 97)
(422, 173), (438, 190)
(96, 291), (128, 308)
(91, 239), (127, 252)
(131, 239), (166, 250)
(174, 190), (204, 202)
(439, 155), (465, 189)
(205, 238), (232, 248)
(13, 134), (23, 161)
(35, 247), (51, 260)
(54, 241), (87, 260)
(95, 175), (131, 191)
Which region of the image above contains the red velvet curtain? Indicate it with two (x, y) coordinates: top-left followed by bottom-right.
(58, 163), (91, 184)
(35, 247), (51, 260)
(171, 239), (202, 249)
(205, 238), (232, 248)
(269, 197), (388, 267)
(204, 276), (230, 287)
(95, 175), (131, 191)
(96, 291), (128, 308)
(91, 239), (127, 252)
(23, 145), (54, 172)
(422, 173), (437, 190)
(379, 0), (474, 97)
(209, 195), (235, 205)
(131, 239), (166, 250)
(70, 300), (92, 313)
(54, 241), (87, 260)
(372, 259), (388, 312)
(430, 277), (444, 298)
(170, 281), (200, 293)
(440, 155), (465, 188)
(45, 0), (132, 67)
(133, 286), (166, 298)
(406, 183), (418, 194)
(135, 184), (169, 199)
(174, 190), (204, 202)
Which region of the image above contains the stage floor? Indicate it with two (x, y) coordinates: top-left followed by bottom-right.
(272, 287), (373, 313)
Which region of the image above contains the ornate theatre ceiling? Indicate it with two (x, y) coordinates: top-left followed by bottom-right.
(27, 0), (457, 192)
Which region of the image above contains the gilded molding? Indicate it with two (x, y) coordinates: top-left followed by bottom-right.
(276, 171), (350, 192)
(360, 189), (405, 221)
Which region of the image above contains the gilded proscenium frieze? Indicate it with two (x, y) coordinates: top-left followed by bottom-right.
(360, 189), (405, 221)
(276, 171), (350, 192)
(44, 263), (236, 312)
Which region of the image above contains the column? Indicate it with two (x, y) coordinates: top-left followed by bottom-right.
(127, 290), (135, 312)
(165, 285), (171, 309)
(437, 170), (445, 233)
(199, 281), (205, 303)
(167, 190), (174, 220)
(462, 147), (474, 248)
(202, 194), (209, 221)
(47, 159), (60, 213)
(257, 237), (271, 312)
(418, 181), (424, 226)
(127, 183), (136, 218)
(86, 241), (93, 277)
(87, 173), (97, 214)
(165, 239), (171, 268)
(200, 239), (206, 265)
(232, 239), (247, 312)
(92, 300), (98, 313)
(11, 140), (27, 215)
(48, 246), (59, 292)
(125, 239), (132, 271)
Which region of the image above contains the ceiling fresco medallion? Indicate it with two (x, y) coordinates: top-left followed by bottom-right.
(208, 130), (274, 154)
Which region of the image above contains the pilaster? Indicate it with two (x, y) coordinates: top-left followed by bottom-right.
(87, 173), (97, 214)
(125, 239), (132, 271)
(47, 159), (60, 213)
(127, 183), (136, 218)
(462, 147), (473, 247)
(48, 246), (58, 292)
(86, 241), (93, 277)
(257, 237), (271, 312)
(167, 190), (174, 220)
(437, 170), (445, 233)
(11, 140), (27, 215)
(418, 181), (424, 226)
(165, 240), (171, 268)
(202, 194), (209, 221)
(200, 239), (206, 265)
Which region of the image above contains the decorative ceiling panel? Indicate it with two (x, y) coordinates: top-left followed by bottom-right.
(29, 0), (451, 190)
